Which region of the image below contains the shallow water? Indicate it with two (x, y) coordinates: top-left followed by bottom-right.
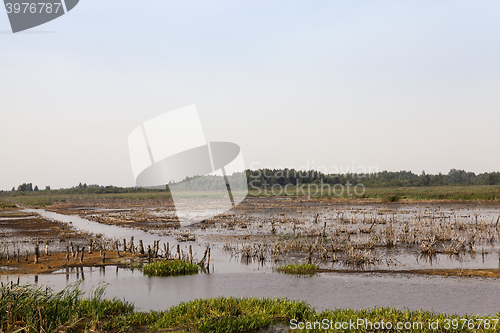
(3, 206), (499, 316)
(2, 266), (500, 315)
(24, 208), (264, 274)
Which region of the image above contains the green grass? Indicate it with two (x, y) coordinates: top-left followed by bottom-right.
(99, 297), (500, 332)
(3, 185), (500, 206)
(363, 185), (500, 201)
(276, 264), (318, 274)
(0, 281), (133, 332)
(0, 201), (16, 209)
(142, 259), (199, 277)
(2, 283), (500, 332)
(148, 296), (313, 332)
(0, 191), (173, 207)
(248, 185), (500, 201)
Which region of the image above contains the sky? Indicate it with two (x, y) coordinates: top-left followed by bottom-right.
(1, 0), (499, 190)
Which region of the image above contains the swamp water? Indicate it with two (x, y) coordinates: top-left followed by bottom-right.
(1, 207), (500, 316)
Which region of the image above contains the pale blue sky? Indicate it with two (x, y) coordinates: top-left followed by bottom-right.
(1, 1), (499, 189)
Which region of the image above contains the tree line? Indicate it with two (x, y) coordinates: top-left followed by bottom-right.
(2, 169), (500, 195)
(245, 168), (500, 188)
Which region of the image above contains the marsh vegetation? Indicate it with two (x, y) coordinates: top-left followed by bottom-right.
(142, 259), (199, 276)
(2, 282), (499, 332)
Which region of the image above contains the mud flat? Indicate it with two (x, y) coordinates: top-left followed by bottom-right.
(0, 251), (145, 275)
(0, 208), (146, 275)
(2, 197), (500, 278)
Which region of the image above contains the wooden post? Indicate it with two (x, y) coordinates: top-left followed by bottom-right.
(34, 245), (39, 264)
(307, 244), (312, 265)
(129, 237), (134, 253)
(25, 250), (29, 262)
(139, 240), (144, 255)
(45, 240), (49, 255)
(176, 244), (180, 260)
(70, 242), (74, 257)
(16, 249), (19, 262)
(189, 245), (193, 263)
(75, 245), (80, 261)
(65, 246), (69, 263)
(165, 242), (169, 259)
(80, 247), (84, 263)
(123, 239), (127, 252)
(147, 245), (151, 263)
(88, 239), (93, 254)
(102, 252), (106, 263)
(115, 241), (121, 257)
(199, 245), (209, 266)
(207, 247), (210, 269)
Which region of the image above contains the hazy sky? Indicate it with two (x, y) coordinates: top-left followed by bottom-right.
(1, 0), (499, 190)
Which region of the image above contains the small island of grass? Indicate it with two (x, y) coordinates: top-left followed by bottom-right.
(276, 263), (318, 274)
(142, 259), (199, 276)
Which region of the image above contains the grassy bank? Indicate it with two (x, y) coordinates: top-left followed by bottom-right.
(248, 185), (500, 201)
(2, 283), (500, 332)
(363, 185), (500, 201)
(0, 191), (173, 207)
(1, 185), (500, 208)
(0, 282), (133, 332)
(0, 184), (500, 204)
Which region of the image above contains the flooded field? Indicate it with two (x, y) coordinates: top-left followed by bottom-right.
(1, 197), (500, 315)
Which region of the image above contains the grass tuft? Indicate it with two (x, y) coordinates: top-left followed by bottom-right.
(142, 259), (199, 276)
(276, 264), (318, 274)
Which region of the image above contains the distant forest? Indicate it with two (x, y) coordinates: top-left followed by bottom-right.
(246, 168), (500, 188)
(3, 169), (500, 194)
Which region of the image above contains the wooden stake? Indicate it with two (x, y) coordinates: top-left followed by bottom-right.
(139, 239), (144, 255)
(115, 241), (121, 257)
(129, 236), (134, 253)
(34, 245), (39, 264)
